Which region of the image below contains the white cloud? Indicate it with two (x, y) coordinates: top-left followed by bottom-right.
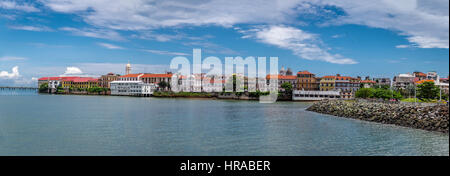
(0, 66), (20, 79)
(59, 27), (124, 41)
(40, 0), (297, 30)
(63, 66), (83, 75)
(395, 45), (412, 48)
(97, 42), (124, 50)
(241, 25), (357, 64)
(315, 0), (449, 49)
(7, 25), (52, 32)
(40, 0), (448, 49)
(142, 49), (189, 56)
(0, 0), (40, 12)
(0, 56), (27, 61)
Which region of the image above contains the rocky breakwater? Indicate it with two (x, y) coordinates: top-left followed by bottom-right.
(306, 100), (449, 133)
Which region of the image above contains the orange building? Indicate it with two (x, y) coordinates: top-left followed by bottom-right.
(296, 71), (319, 90)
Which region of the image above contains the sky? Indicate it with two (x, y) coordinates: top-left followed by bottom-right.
(0, 0), (449, 87)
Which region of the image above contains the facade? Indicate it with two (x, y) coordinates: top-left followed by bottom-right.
(38, 77), (62, 89)
(292, 90), (341, 101)
(99, 73), (120, 88)
(373, 78), (391, 88)
(413, 72), (427, 81)
(361, 80), (376, 88)
(427, 71), (439, 81)
(119, 74), (144, 81)
(110, 81), (157, 96)
(319, 76), (336, 91)
(296, 71), (319, 91)
(266, 74), (297, 91)
(393, 73), (415, 90)
(335, 74), (360, 99)
(62, 77), (99, 89)
(38, 77), (80, 89)
(141, 73), (174, 91)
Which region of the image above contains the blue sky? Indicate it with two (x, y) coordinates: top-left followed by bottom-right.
(0, 0), (448, 86)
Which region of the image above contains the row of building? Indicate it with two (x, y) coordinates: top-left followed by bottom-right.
(38, 63), (449, 99)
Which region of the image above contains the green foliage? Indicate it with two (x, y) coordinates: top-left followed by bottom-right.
(401, 98), (423, 103)
(39, 83), (49, 93)
(355, 88), (374, 98)
(87, 86), (108, 93)
(355, 87), (402, 100)
(280, 82), (293, 93)
(417, 81), (440, 101)
(158, 81), (169, 89)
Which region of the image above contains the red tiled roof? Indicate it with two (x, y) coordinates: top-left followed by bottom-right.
(361, 80), (376, 83)
(322, 76), (336, 79)
(119, 74), (142, 78)
(297, 71), (313, 75)
(266, 74), (297, 80)
(72, 77), (99, 83)
(335, 76), (352, 80)
(38, 77), (80, 81)
(415, 72), (427, 77)
(141, 74), (173, 78)
(415, 79), (434, 84)
(38, 77), (59, 81)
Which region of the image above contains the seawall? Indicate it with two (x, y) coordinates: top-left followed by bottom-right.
(306, 100), (449, 133)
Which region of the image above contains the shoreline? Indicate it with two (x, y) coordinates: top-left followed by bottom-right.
(306, 99), (449, 133)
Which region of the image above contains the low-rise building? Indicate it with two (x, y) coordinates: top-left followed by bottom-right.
(361, 80), (376, 88)
(110, 81), (157, 96)
(296, 71), (319, 90)
(413, 72), (427, 81)
(141, 73), (173, 91)
(393, 73), (415, 90)
(373, 78), (391, 88)
(38, 77), (79, 89)
(319, 76), (336, 91)
(63, 77), (99, 89)
(266, 74), (297, 91)
(292, 90), (341, 101)
(335, 74), (360, 99)
(99, 73), (120, 88)
(118, 74), (144, 81)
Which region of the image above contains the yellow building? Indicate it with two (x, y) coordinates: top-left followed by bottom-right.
(320, 76), (336, 91)
(61, 77), (99, 89)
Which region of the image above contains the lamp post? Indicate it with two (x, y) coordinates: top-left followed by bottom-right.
(414, 84), (417, 104)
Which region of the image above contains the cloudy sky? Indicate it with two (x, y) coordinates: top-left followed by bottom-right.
(0, 0), (448, 86)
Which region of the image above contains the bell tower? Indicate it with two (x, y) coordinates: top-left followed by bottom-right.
(126, 61), (131, 75)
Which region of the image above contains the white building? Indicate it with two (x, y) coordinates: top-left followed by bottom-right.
(293, 90), (341, 101)
(393, 73), (415, 90)
(110, 81), (157, 96)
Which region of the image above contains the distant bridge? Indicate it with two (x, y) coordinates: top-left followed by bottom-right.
(0, 86), (38, 90)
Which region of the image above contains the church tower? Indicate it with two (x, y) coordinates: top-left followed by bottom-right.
(126, 61), (131, 75)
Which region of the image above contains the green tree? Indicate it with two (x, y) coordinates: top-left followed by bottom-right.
(355, 88), (374, 98)
(417, 81), (440, 100)
(281, 82), (293, 94)
(158, 81), (168, 91)
(39, 83), (49, 93)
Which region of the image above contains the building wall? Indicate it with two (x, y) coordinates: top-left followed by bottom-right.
(320, 77), (335, 91)
(297, 73), (319, 90)
(99, 74), (119, 88)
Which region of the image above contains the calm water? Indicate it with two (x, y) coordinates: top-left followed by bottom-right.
(0, 90), (448, 156)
